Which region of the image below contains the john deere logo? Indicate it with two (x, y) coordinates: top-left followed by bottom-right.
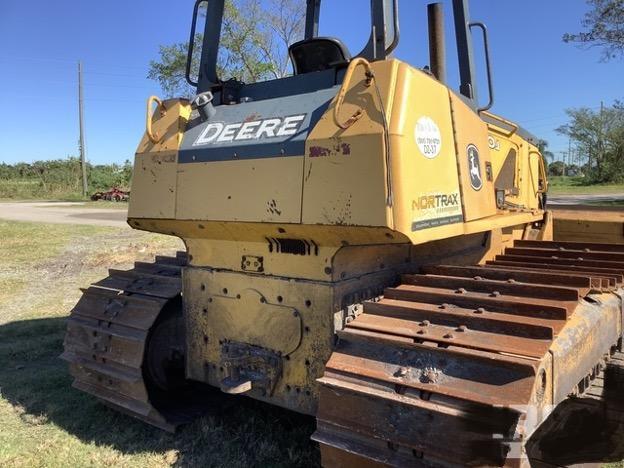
(193, 114), (307, 146)
(467, 144), (483, 191)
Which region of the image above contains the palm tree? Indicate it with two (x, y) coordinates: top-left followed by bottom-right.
(537, 139), (555, 160)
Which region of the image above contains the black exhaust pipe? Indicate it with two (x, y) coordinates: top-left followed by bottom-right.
(427, 3), (446, 83)
(452, 0), (478, 102)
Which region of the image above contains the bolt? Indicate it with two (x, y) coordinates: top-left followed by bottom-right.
(507, 278), (516, 284)
(474, 276), (483, 281)
(456, 288), (467, 294)
(421, 320), (430, 327)
(396, 367), (408, 377)
(491, 291), (501, 297)
(457, 325), (468, 332)
(443, 333), (455, 339)
(417, 329), (427, 335)
(423, 370), (438, 383)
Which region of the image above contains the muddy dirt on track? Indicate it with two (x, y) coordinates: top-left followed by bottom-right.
(0, 202), (128, 228)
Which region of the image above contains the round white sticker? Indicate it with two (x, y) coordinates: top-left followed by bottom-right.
(414, 116), (442, 159)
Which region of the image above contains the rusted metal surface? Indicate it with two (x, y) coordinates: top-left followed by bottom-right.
(486, 261), (623, 288)
(515, 239), (624, 253)
(422, 264), (597, 294)
(525, 348), (624, 465)
(314, 240), (624, 467)
(61, 253), (187, 432)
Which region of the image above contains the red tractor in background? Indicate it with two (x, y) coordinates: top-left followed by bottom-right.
(90, 187), (129, 202)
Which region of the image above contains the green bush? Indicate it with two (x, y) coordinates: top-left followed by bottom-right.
(0, 157), (133, 200)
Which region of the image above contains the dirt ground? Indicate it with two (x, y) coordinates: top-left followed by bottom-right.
(0, 201), (128, 227)
(1, 216), (624, 467)
(0, 220), (318, 467)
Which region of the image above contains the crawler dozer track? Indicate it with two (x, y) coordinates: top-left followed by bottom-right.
(314, 240), (624, 467)
(61, 252), (191, 431)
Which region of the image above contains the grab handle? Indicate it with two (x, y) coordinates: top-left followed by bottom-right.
(146, 96), (165, 144)
(333, 58), (374, 130)
(469, 22), (494, 112)
(185, 0), (204, 86)
(530, 149), (549, 193)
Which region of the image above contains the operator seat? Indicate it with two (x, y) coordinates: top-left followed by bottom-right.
(289, 37), (351, 75)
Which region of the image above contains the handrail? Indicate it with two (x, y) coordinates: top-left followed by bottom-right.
(481, 110), (519, 138)
(185, 0), (204, 87)
(530, 149), (549, 194)
(333, 58), (374, 129)
(385, 0), (401, 56)
(146, 96), (165, 144)
(332, 57), (394, 207)
(469, 21), (494, 112)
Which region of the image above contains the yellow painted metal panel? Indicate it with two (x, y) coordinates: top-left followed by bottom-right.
(389, 63), (464, 244)
(175, 156), (304, 223)
(208, 289), (301, 354)
(128, 151), (178, 219)
(302, 61), (392, 227)
(484, 112), (545, 211)
(129, 98), (191, 220)
(449, 93), (497, 221)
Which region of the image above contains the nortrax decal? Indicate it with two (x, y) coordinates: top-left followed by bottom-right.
(411, 191), (463, 231)
(193, 114), (307, 146)
(413, 193), (459, 210)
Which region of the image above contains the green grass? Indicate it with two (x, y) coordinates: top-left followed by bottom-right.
(586, 200), (624, 207)
(0, 221), (318, 467)
(0, 221), (106, 269)
(548, 176), (624, 195)
(5, 219), (622, 467)
(0, 179), (86, 201)
(0, 221), (110, 304)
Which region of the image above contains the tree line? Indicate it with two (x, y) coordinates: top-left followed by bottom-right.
(555, 101), (624, 183)
(0, 158), (132, 199)
(551, 0), (624, 183)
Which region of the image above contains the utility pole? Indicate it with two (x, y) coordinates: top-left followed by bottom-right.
(78, 61), (88, 197)
(565, 137), (571, 177)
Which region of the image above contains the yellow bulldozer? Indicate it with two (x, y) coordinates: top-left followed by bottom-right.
(62, 0), (624, 466)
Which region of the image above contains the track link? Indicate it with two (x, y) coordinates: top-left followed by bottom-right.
(61, 252), (189, 431)
(314, 240), (624, 467)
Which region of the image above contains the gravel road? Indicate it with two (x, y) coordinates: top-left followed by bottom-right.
(0, 202), (128, 228)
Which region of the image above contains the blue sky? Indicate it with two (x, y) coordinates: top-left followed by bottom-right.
(0, 0), (622, 165)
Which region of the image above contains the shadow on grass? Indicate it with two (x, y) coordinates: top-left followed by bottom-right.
(4, 317), (624, 467)
(0, 317), (319, 467)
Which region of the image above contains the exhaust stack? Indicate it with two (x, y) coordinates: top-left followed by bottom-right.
(427, 3), (446, 83)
